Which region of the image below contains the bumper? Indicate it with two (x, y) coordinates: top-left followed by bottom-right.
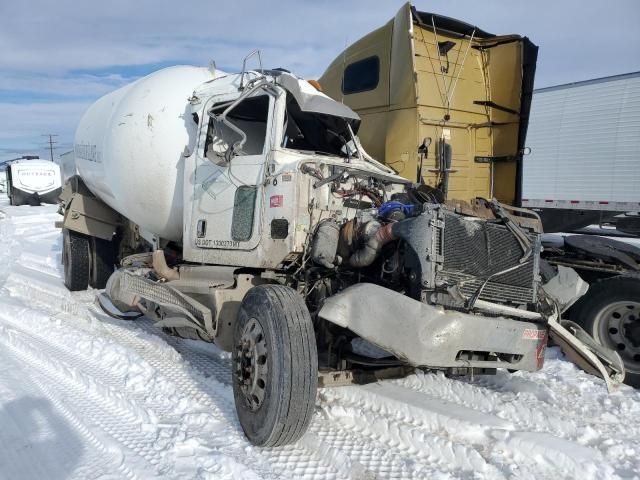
(318, 283), (547, 372)
(11, 187), (61, 206)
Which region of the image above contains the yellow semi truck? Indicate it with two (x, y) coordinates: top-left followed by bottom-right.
(320, 3), (536, 207)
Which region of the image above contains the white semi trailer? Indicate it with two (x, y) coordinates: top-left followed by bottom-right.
(523, 71), (640, 233)
(58, 63), (623, 446)
(521, 73), (640, 388)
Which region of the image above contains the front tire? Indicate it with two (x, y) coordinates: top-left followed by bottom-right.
(63, 229), (90, 291)
(232, 284), (318, 447)
(572, 276), (640, 388)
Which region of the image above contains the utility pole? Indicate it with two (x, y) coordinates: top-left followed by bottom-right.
(41, 134), (58, 161)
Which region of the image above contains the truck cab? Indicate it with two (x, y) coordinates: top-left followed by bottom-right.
(184, 70), (402, 270)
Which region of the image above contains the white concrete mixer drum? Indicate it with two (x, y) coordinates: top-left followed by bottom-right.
(74, 66), (216, 241)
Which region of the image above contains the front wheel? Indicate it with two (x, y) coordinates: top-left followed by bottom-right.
(232, 284), (318, 447)
(572, 276), (640, 388)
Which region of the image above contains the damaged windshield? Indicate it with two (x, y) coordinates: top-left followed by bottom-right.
(281, 93), (360, 158)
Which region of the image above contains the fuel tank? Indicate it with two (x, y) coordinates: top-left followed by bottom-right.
(74, 66), (218, 241)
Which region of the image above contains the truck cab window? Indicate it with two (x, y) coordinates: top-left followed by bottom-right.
(282, 93), (357, 158)
(342, 56), (380, 94)
(206, 95), (269, 161)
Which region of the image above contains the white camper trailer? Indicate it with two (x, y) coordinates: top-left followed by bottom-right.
(6, 157), (62, 206)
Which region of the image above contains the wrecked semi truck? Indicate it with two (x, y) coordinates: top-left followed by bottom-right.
(318, 3), (638, 388)
(59, 56), (618, 446)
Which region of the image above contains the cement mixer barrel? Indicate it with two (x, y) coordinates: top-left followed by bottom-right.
(74, 66), (217, 241)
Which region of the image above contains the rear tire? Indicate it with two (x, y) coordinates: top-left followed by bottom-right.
(232, 284), (318, 447)
(572, 276), (640, 388)
(63, 229), (90, 291)
(90, 237), (115, 289)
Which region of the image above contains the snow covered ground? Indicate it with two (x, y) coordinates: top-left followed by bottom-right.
(0, 197), (639, 480)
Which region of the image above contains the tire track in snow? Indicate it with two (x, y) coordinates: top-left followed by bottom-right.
(319, 384), (509, 479)
(319, 381), (620, 480)
(394, 371), (578, 438)
(0, 322), (160, 478)
(469, 369), (640, 478)
(0, 342), (131, 480)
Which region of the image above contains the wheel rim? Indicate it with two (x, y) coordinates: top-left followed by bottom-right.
(234, 318), (268, 411)
(593, 300), (640, 373)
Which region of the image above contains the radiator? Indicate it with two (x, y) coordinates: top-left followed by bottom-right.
(436, 211), (540, 305)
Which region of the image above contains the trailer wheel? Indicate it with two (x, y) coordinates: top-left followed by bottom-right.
(572, 276), (640, 388)
(90, 237), (115, 289)
(232, 284), (318, 447)
(63, 229), (90, 291)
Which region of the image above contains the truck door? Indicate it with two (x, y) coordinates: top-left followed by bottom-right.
(191, 92), (274, 251)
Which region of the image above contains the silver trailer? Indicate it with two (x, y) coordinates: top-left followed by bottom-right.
(523, 72), (640, 233)
(522, 73), (640, 388)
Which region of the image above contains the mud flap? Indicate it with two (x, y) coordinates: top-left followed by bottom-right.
(548, 316), (625, 392)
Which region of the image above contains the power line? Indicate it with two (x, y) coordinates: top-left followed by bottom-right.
(41, 134), (58, 161)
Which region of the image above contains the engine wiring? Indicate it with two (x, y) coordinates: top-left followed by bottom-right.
(333, 187), (383, 207)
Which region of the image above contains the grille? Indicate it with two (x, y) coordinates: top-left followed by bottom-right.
(437, 211), (539, 304)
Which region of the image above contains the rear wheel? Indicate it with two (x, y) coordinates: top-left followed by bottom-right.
(90, 237), (115, 289)
(572, 276), (640, 388)
(63, 229), (90, 291)
(232, 284), (318, 447)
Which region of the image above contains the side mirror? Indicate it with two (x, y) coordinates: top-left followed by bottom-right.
(416, 137), (432, 183)
(225, 141), (243, 163)
(418, 137), (432, 154)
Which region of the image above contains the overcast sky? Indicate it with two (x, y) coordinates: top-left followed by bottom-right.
(1, 0), (639, 162)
